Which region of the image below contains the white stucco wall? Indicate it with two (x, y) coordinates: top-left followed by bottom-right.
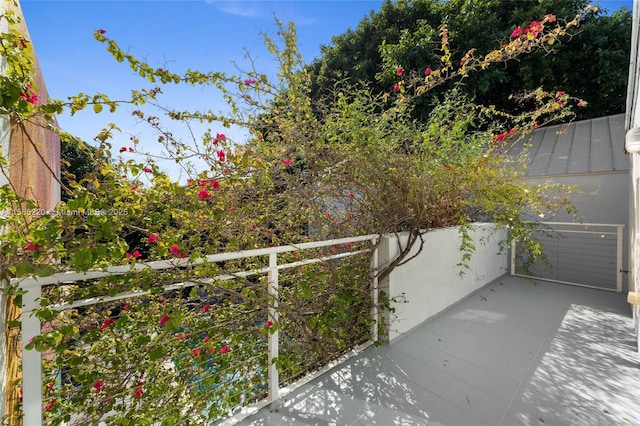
(378, 223), (508, 342)
(626, 0), (640, 352)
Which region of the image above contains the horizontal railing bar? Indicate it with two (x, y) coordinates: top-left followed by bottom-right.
(533, 229), (618, 236)
(52, 249), (371, 311)
(528, 221), (625, 228)
(13, 235), (379, 289)
(511, 273), (618, 291)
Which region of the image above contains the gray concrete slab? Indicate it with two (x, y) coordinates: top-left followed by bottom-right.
(236, 276), (640, 426)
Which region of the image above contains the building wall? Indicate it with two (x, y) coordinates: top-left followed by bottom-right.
(378, 224), (508, 342)
(626, 0), (640, 353)
(4, 1), (60, 210)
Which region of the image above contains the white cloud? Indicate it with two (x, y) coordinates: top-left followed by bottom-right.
(205, 0), (263, 18)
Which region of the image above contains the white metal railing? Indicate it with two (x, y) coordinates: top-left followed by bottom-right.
(14, 234), (379, 426)
(510, 222), (624, 292)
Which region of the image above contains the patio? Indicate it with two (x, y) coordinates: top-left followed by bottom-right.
(234, 275), (640, 426)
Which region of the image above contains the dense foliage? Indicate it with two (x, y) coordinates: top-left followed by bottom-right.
(0, 2), (589, 424)
(308, 0), (631, 121)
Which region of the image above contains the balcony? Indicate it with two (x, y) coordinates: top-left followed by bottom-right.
(232, 276), (640, 426)
(15, 223), (640, 425)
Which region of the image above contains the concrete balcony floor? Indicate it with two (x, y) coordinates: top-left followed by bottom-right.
(237, 276), (640, 426)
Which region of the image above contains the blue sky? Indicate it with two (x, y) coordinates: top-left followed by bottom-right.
(19, 0), (634, 179)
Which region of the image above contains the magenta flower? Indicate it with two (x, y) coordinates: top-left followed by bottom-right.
(244, 78), (257, 85)
(198, 188), (211, 199)
(282, 158), (292, 165)
(396, 67), (404, 76)
(216, 150), (226, 162)
(169, 244), (181, 256)
(93, 380), (105, 393)
(99, 318), (115, 332)
(193, 348), (202, 357)
(265, 320), (274, 328)
(393, 83), (400, 92)
(510, 26), (523, 38)
(213, 133), (226, 145)
(98, 29), (106, 34)
(424, 67), (431, 76)
(220, 345), (230, 355)
(44, 399), (56, 411)
(159, 315), (170, 327)
(202, 304), (211, 313)
(143, 167), (152, 173)
(147, 234), (159, 244)
(23, 242), (40, 252)
(132, 387), (143, 398)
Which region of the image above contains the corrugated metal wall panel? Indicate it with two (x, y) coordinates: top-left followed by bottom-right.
(591, 116), (615, 172)
(547, 123), (575, 175)
(568, 120), (593, 174)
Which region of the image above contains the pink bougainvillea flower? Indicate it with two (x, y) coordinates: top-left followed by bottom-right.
(529, 20), (543, 37)
(93, 380), (105, 393)
(23, 242), (40, 252)
(216, 149), (226, 162)
(98, 29), (106, 34)
(495, 133), (506, 142)
(143, 167), (152, 173)
(46, 382), (55, 390)
(577, 102), (584, 108)
(510, 26), (523, 38)
(193, 348), (202, 357)
(325, 211), (331, 218)
(393, 83), (400, 92)
(132, 387), (143, 398)
(159, 315), (170, 327)
(122, 304), (130, 311)
(128, 147), (134, 153)
(169, 244), (181, 256)
(265, 320), (274, 328)
(424, 67), (431, 76)
(213, 133), (226, 145)
(220, 345), (230, 355)
(282, 158), (292, 165)
(147, 234), (159, 244)
(202, 304), (211, 313)
(198, 188), (211, 199)
(44, 399), (56, 411)
(125, 252), (133, 259)
(119, 147), (127, 153)
(99, 318), (115, 332)
(132, 250), (141, 258)
(244, 78), (257, 85)
(211, 179), (220, 190)
(396, 67), (404, 76)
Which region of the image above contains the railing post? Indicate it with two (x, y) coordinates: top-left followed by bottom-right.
(617, 225), (624, 293)
(21, 282), (42, 426)
(370, 242), (379, 343)
(267, 253), (279, 402)
(510, 236), (516, 276)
